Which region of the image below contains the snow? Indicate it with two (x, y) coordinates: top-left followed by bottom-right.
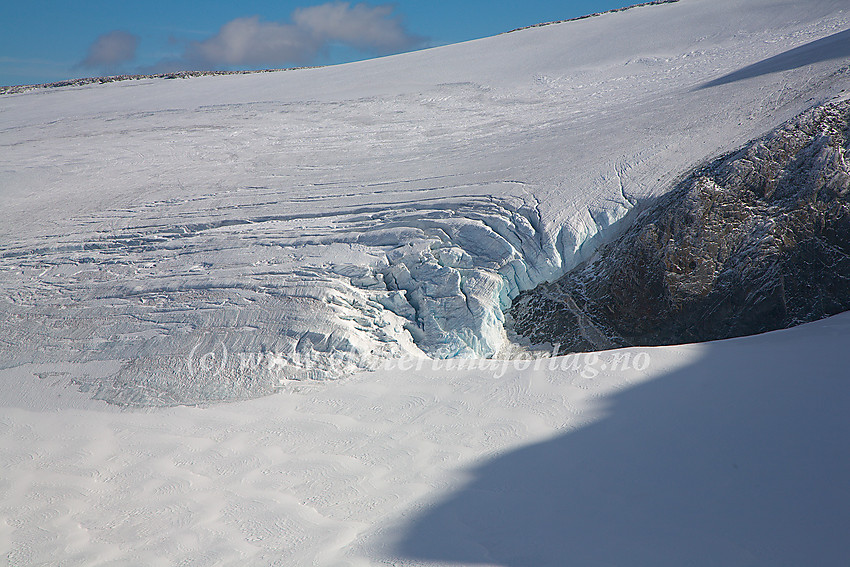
(1, 0), (850, 563)
(1, 311), (849, 566)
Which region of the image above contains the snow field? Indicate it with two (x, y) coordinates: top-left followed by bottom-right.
(1, 312), (849, 565)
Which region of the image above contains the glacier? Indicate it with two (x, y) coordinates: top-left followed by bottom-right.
(2, 0), (850, 565)
(2, 0), (850, 407)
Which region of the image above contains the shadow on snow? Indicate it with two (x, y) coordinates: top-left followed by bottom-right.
(393, 314), (850, 566)
(699, 28), (850, 89)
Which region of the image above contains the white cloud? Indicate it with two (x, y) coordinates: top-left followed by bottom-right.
(187, 17), (317, 67)
(293, 2), (420, 52)
(80, 30), (139, 69)
(185, 2), (423, 69)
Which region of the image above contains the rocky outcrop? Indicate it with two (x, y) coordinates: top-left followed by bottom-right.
(511, 98), (850, 351)
(0, 68), (307, 95)
(505, 1), (680, 34)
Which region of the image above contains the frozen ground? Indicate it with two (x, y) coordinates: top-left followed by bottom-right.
(1, 0), (850, 564)
(3, 0), (850, 403)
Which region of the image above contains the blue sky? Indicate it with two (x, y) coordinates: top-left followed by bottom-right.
(1, 1), (637, 86)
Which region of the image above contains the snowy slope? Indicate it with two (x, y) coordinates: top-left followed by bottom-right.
(1, 302), (848, 566)
(3, 0), (850, 404)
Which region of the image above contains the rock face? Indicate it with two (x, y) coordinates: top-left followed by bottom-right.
(511, 98), (850, 352)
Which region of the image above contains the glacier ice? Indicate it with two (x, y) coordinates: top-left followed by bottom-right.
(0, 181), (637, 405)
(3, 0), (849, 404)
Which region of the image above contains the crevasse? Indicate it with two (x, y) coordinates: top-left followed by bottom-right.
(353, 194), (638, 361)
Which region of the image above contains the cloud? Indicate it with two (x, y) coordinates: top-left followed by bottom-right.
(292, 2), (420, 52)
(186, 17), (316, 67)
(184, 2), (423, 69)
(80, 30), (139, 69)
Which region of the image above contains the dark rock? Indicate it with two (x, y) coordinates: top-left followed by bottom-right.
(511, 98), (850, 352)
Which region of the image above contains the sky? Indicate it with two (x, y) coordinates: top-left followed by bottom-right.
(1, 1), (639, 87)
